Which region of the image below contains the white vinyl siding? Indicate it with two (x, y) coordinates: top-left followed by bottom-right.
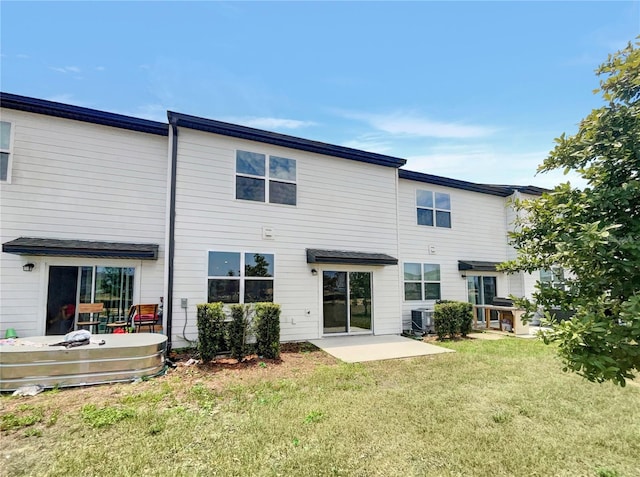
(0, 109), (168, 337)
(399, 179), (510, 330)
(171, 128), (401, 345)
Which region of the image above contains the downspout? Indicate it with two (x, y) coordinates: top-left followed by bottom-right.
(166, 118), (179, 352)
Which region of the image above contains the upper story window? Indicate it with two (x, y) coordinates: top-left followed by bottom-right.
(403, 262), (441, 301)
(236, 150), (297, 205)
(207, 251), (274, 304)
(416, 190), (451, 228)
(0, 121), (13, 183)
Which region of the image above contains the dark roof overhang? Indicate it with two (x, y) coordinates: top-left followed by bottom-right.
(399, 169), (511, 196)
(168, 111), (407, 169)
(306, 248), (398, 266)
(458, 260), (502, 272)
(0, 92), (169, 136)
(399, 169), (548, 197)
(2, 237), (159, 260)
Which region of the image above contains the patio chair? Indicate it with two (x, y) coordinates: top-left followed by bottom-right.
(76, 303), (105, 334)
(129, 304), (160, 333)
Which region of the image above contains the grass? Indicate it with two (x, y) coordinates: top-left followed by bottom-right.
(1, 338), (639, 476)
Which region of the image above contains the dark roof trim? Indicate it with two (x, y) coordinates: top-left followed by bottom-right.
(399, 169), (547, 197)
(306, 248), (398, 266)
(2, 237), (159, 260)
(399, 170), (511, 197)
(458, 260), (502, 272)
(0, 92), (169, 136)
(493, 184), (548, 196)
(168, 111), (407, 169)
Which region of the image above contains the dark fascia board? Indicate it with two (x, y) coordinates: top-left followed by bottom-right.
(398, 169), (512, 197)
(168, 111), (407, 169)
(306, 248), (398, 266)
(495, 185), (548, 196)
(2, 237), (159, 260)
(399, 169), (548, 197)
(1, 92), (169, 136)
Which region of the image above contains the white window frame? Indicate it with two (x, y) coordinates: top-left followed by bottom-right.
(235, 150), (297, 206)
(403, 262), (441, 301)
(416, 189), (451, 228)
(206, 250), (275, 304)
(0, 121), (15, 184)
(540, 267), (565, 290)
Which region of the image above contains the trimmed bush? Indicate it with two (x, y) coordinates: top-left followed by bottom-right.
(254, 303), (281, 359)
(197, 302), (226, 362)
(228, 304), (251, 362)
(434, 302), (459, 339)
(434, 301), (474, 340)
(457, 302), (474, 337)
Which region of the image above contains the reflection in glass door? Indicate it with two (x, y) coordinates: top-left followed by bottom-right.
(45, 265), (135, 335)
(323, 271), (372, 334)
(467, 276), (497, 326)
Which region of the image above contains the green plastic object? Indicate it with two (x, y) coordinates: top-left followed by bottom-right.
(5, 328), (18, 339)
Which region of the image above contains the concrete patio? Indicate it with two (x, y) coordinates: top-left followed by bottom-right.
(309, 334), (454, 363)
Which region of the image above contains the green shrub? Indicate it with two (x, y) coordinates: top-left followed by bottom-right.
(197, 302), (226, 362)
(434, 301), (474, 339)
(456, 302), (474, 337)
(228, 304), (251, 362)
(254, 302), (281, 359)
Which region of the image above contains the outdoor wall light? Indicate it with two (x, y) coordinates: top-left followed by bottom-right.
(311, 269), (318, 276)
(23, 263), (35, 272)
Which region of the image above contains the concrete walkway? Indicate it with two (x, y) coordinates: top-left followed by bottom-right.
(309, 334), (454, 363)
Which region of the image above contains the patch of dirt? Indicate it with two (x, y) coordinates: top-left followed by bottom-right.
(0, 342), (337, 418)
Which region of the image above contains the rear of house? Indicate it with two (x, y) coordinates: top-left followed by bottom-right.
(397, 170), (545, 330)
(0, 92), (546, 345)
(0, 94), (169, 337)
(168, 113), (406, 347)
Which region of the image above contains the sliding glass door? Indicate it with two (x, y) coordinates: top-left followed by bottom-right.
(323, 271), (372, 334)
(46, 265), (135, 335)
(467, 275), (497, 326)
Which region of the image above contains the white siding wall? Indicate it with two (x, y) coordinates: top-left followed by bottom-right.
(505, 191), (524, 297)
(171, 128), (401, 345)
(0, 109), (168, 337)
(398, 179), (511, 329)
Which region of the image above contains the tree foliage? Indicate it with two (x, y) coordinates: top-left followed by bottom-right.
(501, 39), (640, 386)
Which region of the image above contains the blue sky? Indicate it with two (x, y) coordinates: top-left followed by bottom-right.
(2, 1), (638, 188)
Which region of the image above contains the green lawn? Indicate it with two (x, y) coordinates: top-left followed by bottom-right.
(1, 338), (639, 477)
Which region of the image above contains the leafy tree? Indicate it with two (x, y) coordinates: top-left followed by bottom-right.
(501, 39), (640, 386)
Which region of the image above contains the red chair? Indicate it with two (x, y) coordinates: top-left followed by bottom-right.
(128, 304), (159, 333)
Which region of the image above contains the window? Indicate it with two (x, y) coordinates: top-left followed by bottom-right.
(417, 190), (451, 227)
(540, 267), (565, 290)
(403, 263), (441, 300)
(236, 150), (297, 205)
(0, 121), (13, 183)
(207, 251), (274, 304)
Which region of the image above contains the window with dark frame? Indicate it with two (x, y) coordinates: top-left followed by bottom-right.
(416, 189), (451, 228)
(403, 262), (441, 301)
(207, 251), (274, 304)
(235, 150), (297, 205)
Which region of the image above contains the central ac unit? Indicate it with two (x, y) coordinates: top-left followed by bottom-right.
(411, 307), (435, 335)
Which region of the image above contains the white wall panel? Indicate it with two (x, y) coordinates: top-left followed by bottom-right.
(0, 109), (168, 337)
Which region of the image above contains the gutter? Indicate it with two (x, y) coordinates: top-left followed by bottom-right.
(166, 119), (179, 352)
